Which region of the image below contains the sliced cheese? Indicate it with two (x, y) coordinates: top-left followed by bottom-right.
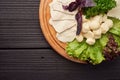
(49, 19), (76, 33)
(49, 3), (75, 20)
(56, 25), (77, 42)
(57, 0), (75, 5)
(107, 0), (120, 19)
(51, 1), (77, 15)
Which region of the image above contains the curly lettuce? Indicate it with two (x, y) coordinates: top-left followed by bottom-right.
(83, 0), (116, 18)
(109, 17), (120, 47)
(66, 39), (106, 65)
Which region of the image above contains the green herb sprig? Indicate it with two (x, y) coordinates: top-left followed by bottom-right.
(83, 0), (116, 18)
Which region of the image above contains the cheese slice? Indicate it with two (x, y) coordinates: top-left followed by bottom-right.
(107, 0), (120, 19)
(49, 18), (77, 33)
(51, 1), (77, 15)
(57, 0), (75, 5)
(49, 3), (75, 20)
(56, 25), (77, 42)
(49, 0), (77, 42)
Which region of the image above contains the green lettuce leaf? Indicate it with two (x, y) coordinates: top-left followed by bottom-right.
(66, 39), (106, 65)
(113, 35), (120, 47)
(109, 17), (120, 36)
(99, 34), (109, 48)
(88, 42), (105, 65)
(66, 40), (80, 56)
(74, 42), (87, 58)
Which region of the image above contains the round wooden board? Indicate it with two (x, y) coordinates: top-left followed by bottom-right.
(39, 0), (86, 64)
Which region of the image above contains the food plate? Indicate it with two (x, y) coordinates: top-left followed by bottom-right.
(39, 0), (86, 63)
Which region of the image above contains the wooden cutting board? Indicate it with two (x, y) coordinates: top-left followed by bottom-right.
(39, 0), (86, 63)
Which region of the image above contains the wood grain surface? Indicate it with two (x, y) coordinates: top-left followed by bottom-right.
(0, 0), (120, 80)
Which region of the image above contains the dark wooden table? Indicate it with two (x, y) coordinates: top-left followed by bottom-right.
(0, 0), (120, 80)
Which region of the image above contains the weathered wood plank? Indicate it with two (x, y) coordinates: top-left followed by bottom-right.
(1, 0), (120, 80)
(0, 0), (50, 48)
(0, 49), (120, 80)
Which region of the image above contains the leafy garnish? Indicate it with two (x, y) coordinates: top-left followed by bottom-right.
(75, 10), (82, 35)
(109, 17), (120, 36)
(83, 0), (116, 18)
(66, 39), (105, 65)
(103, 35), (120, 60)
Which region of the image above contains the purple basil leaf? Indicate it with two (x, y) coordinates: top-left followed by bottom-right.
(66, 2), (79, 12)
(79, 0), (86, 7)
(62, 5), (69, 10)
(63, 0), (96, 11)
(76, 0), (82, 4)
(79, 0), (96, 7)
(76, 0), (80, 2)
(84, 0), (96, 7)
(75, 11), (82, 35)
